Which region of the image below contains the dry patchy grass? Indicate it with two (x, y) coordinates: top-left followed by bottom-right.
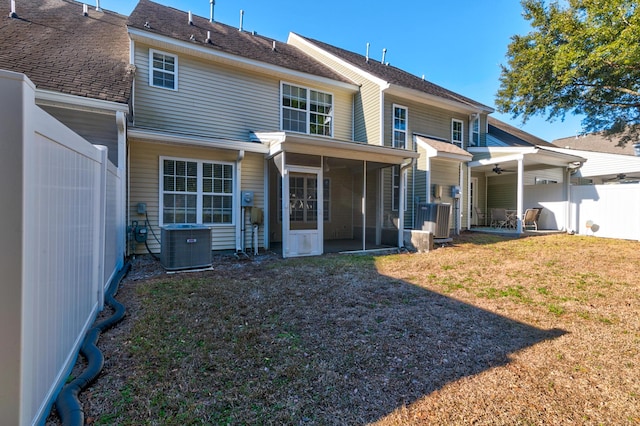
(49, 233), (640, 425)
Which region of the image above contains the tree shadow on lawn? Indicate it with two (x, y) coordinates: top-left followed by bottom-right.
(131, 255), (566, 424)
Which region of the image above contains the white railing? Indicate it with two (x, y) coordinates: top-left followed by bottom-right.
(0, 71), (124, 425)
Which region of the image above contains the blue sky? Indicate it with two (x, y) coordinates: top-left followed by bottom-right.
(102, 0), (585, 142)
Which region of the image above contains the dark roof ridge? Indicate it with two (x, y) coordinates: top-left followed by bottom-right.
(293, 33), (493, 112)
(127, 0), (355, 85)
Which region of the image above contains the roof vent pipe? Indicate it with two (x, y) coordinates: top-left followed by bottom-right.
(95, 0), (101, 12)
(272, 40), (276, 51)
(83, 3), (88, 16)
(9, 0), (17, 18)
(206, 30), (211, 43)
(381, 48), (387, 64)
(239, 9), (244, 31)
(365, 43), (370, 63)
(210, 0), (215, 22)
(188, 11), (193, 25)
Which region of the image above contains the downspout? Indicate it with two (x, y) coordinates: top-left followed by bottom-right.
(397, 158), (414, 248)
(235, 150), (245, 252)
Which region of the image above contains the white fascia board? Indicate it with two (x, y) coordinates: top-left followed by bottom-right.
(129, 28), (359, 93)
(385, 84), (493, 115)
(261, 131), (419, 162)
(128, 128), (269, 154)
(287, 33), (390, 90)
(36, 89), (128, 115)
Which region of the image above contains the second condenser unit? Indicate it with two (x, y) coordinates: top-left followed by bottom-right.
(414, 203), (451, 239)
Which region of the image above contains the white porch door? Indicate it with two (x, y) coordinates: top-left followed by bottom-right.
(283, 168), (323, 257)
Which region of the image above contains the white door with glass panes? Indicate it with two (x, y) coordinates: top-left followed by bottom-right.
(283, 168), (323, 257)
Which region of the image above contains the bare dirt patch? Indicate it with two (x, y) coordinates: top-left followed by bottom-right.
(47, 233), (640, 425)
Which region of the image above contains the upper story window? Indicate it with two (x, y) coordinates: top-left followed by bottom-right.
(452, 119), (464, 148)
(471, 116), (480, 146)
(150, 49), (178, 90)
(161, 158), (234, 225)
(282, 83), (333, 137)
(393, 105), (408, 149)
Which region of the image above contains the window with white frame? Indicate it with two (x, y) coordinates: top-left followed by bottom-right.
(392, 166), (407, 211)
(393, 105), (408, 149)
(282, 83), (333, 136)
(452, 119), (464, 148)
(150, 49), (177, 90)
(471, 116), (480, 146)
(161, 158), (234, 225)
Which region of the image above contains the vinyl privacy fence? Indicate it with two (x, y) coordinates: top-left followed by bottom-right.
(0, 71), (124, 425)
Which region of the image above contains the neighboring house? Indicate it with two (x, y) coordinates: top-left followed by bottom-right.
(551, 133), (640, 184)
(0, 1), (132, 424)
(125, 0), (493, 258)
(469, 118), (586, 232)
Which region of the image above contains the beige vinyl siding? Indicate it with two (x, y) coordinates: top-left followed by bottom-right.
(384, 94), (472, 149)
(129, 140), (265, 254)
(487, 174), (517, 210)
(134, 43), (353, 141)
(288, 38), (382, 144)
(239, 152), (266, 250)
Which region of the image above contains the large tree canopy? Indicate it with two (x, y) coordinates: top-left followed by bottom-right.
(496, 0), (640, 144)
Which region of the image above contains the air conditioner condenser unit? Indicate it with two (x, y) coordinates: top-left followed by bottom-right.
(161, 224), (212, 271)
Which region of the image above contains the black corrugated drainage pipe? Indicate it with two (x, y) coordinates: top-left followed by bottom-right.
(55, 260), (131, 426)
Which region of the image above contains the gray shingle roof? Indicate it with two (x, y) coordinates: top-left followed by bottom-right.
(488, 117), (554, 147)
(553, 133), (637, 156)
(0, 0), (132, 104)
(296, 35), (493, 112)
(127, 0), (354, 85)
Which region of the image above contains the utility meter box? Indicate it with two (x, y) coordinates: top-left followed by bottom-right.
(241, 191), (254, 207)
(451, 185), (461, 199)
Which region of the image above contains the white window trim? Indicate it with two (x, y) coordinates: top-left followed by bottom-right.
(280, 81), (334, 137)
(149, 49), (178, 91)
(391, 166), (407, 211)
(392, 104), (408, 149)
(470, 116), (480, 147)
(452, 118), (464, 148)
(159, 156), (235, 226)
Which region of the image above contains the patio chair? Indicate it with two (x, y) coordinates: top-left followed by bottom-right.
(490, 208), (508, 228)
(474, 207), (486, 226)
(523, 208), (541, 231)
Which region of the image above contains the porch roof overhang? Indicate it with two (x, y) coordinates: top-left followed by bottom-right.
(128, 127), (270, 154)
(415, 135), (473, 162)
(467, 146), (586, 174)
(251, 131), (419, 165)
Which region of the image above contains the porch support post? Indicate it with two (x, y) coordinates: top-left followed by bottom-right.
(516, 157), (524, 233)
(398, 165), (406, 248)
(362, 160), (367, 251)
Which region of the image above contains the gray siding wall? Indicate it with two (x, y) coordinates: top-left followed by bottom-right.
(133, 43), (353, 141)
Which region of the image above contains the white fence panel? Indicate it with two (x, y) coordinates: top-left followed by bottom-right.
(570, 184), (640, 240)
(523, 183), (568, 230)
(0, 70), (124, 426)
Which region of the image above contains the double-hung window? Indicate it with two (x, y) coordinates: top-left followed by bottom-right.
(392, 166), (407, 212)
(452, 119), (464, 148)
(393, 105), (408, 149)
(161, 158), (234, 225)
(150, 49), (177, 90)
(470, 116), (480, 146)
(282, 83), (333, 136)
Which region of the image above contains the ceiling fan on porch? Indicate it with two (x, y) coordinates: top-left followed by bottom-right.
(605, 173), (640, 182)
(492, 164), (515, 174)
